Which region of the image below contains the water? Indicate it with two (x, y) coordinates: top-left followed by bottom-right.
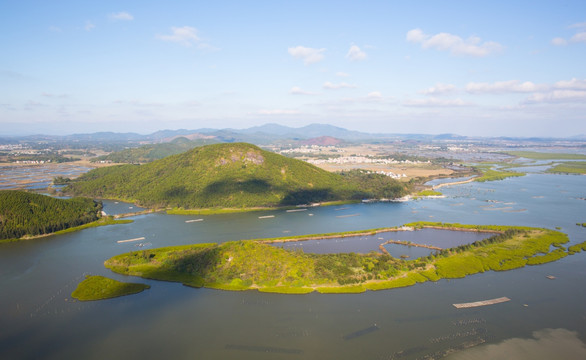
(0, 164), (91, 190)
(273, 229), (494, 258)
(1, 173), (586, 359)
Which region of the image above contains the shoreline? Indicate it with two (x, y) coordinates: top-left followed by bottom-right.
(102, 222), (569, 296)
(0, 217), (133, 244)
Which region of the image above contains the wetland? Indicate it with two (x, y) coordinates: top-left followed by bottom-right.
(1, 163), (586, 359)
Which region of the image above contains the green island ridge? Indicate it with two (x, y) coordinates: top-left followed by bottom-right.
(71, 275), (150, 301)
(505, 151), (586, 160)
(104, 222), (584, 295)
(66, 142), (409, 209)
(546, 161), (586, 175)
(0, 190), (111, 242)
(471, 164), (525, 182)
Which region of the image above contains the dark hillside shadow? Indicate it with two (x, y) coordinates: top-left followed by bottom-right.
(203, 178), (272, 195)
(280, 189), (334, 205)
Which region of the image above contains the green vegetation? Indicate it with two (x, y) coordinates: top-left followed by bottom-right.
(92, 137), (219, 164)
(52, 216), (133, 235)
(506, 151), (586, 160)
(568, 241), (586, 255)
(546, 161), (586, 175)
(71, 275), (149, 301)
(67, 143), (409, 209)
(474, 166), (525, 182)
(52, 176), (72, 185)
(413, 190), (443, 198)
(104, 222), (570, 294)
(0, 190), (101, 240)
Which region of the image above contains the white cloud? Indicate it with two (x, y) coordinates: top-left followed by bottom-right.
(569, 22), (586, 29)
(85, 21), (95, 31)
(323, 81), (356, 90)
(406, 28), (503, 57)
(257, 109), (300, 115)
(290, 86), (318, 95)
(288, 46), (326, 65)
(466, 80), (547, 94)
(571, 31), (586, 43)
(403, 97), (473, 107)
(157, 26), (200, 47)
(335, 72), (350, 77)
(346, 45), (367, 61)
(551, 37), (567, 46)
(367, 91), (383, 99)
(109, 12), (134, 21)
(525, 90), (586, 104)
(419, 83), (456, 95)
(554, 78), (586, 90)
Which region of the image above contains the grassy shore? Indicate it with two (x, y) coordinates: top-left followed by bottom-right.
(506, 151), (586, 160)
(71, 275), (150, 301)
(473, 167), (525, 182)
(0, 216), (133, 244)
(104, 222), (572, 295)
(166, 200), (360, 215)
(546, 161), (586, 175)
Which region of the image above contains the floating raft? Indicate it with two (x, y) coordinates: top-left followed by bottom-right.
(336, 214), (360, 218)
(258, 215), (275, 219)
(185, 219), (203, 223)
(453, 297), (510, 309)
(286, 208), (307, 212)
(117, 237), (145, 243)
(343, 324), (379, 340)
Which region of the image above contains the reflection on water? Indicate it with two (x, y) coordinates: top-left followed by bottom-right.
(0, 172), (586, 359)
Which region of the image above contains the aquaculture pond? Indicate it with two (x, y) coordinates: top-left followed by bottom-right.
(272, 228), (495, 259)
(1, 171), (586, 359)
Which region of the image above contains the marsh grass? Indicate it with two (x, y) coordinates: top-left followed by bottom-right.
(71, 275), (149, 301)
(102, 222), (571, 295)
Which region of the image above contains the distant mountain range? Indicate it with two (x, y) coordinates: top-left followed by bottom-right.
(2, 123), (585, 146)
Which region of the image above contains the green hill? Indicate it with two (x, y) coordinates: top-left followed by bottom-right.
(92, 137), (219, 164)
(67, 143), (408, 209)
(0, 190), (101, 240)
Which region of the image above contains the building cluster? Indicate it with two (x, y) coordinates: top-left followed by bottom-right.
(279, 145), (338, 154)
(14, 160), (52, 164)
(307, 156), (429, 166)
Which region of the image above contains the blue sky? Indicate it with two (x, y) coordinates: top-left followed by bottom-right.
(1, 1), (585, 137)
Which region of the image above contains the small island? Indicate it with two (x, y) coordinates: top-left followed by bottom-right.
(0, 190), (132, 243)
(71, 275), (150, 301)
(104, 222), (584, 294)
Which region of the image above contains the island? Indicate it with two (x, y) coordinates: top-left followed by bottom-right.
(64, 142), (410, 210)
(71, 275), (150, 301)
(103, 222), (585, 294)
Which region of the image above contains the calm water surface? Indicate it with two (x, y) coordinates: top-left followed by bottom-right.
(1, 173), (586, 359)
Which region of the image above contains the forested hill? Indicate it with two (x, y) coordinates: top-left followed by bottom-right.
(0, 191), (101, 240)
(66, 143), (408, 209)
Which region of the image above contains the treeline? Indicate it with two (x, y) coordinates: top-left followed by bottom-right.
(0, 190), (101, 240)
(67, 143), (410, 209)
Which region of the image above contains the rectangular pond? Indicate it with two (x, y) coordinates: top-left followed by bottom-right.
(270, 228), (497, 259)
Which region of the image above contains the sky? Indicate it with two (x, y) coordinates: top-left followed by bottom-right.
(1, 0), (586, 137)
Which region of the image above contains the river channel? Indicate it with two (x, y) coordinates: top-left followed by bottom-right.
(1, 172), (586, 359)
